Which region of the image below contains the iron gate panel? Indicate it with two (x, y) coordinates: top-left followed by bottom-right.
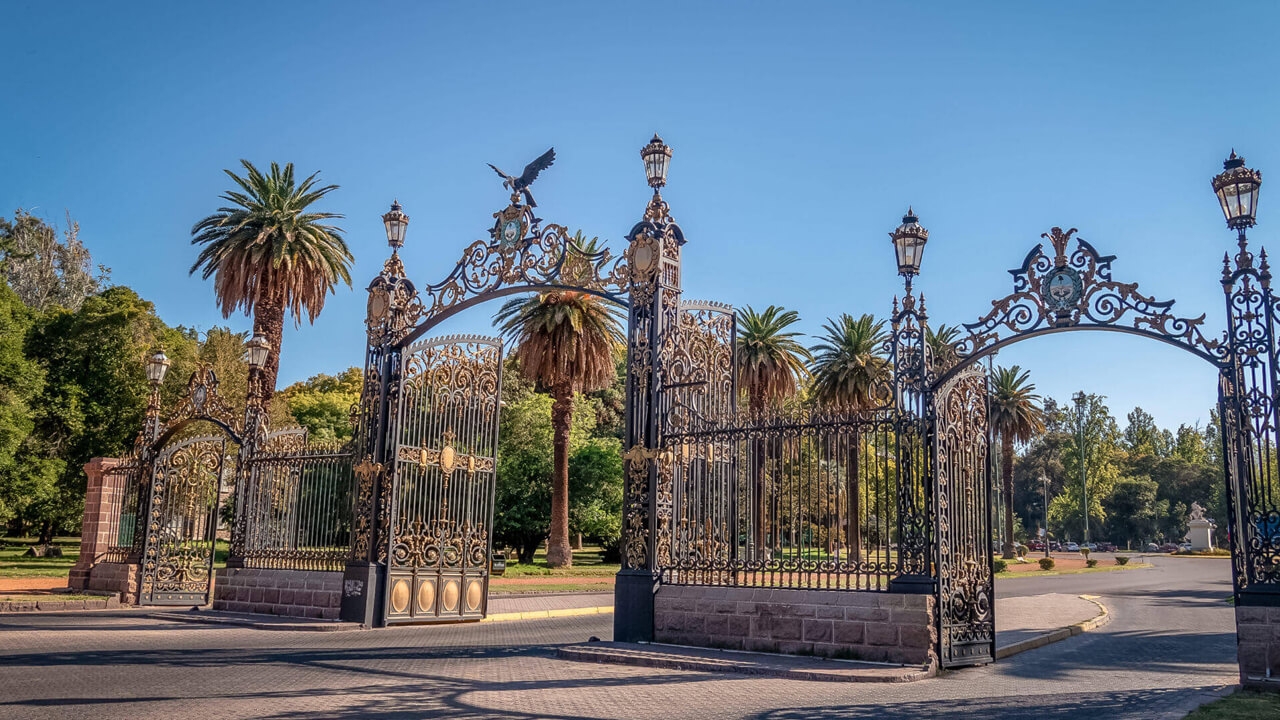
(933, 365), (995, 667)
(139, 434), (231, 606)
(384, 335), (501, 624)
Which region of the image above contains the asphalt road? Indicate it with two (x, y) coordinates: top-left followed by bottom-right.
(0, 555), (1237, 720)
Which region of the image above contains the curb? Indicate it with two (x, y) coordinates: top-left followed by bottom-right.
(481, 605), (614, 623)
(556, 642), (935, 683)
(995, 594), (1110, 659)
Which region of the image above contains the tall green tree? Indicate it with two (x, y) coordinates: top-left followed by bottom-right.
(0, 210), (109, 312)
(495, 290), (624, 568)
(809, 313), (891, 560)
(989, 365), (1045, 559)
(0, 279), (58, 533)
(24, 287), (196, 540)
(190, 160), (352, 404)
(280, 367), (362, 443)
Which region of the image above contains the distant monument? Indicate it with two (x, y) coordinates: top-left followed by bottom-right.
(1186, 502), (1216, 551)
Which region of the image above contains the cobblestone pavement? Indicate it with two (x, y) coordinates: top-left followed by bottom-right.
(0, 556), (1236, 720)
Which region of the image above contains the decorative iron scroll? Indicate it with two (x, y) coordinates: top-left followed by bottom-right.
(139, 434), (229, 605)
(662, 301), (736, 434)
(152, 366), (245, 446)
(366, 200), (640, 347)
(933, 365), (995, 667)
(948, 228), (1226, 370)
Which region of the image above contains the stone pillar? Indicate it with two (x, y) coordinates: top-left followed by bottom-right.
(68, 457), (124, 590)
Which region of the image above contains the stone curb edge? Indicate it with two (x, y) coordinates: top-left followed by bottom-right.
(555, 644), (935, 683)
(994, 594), (1110, 660)
(481, 605), (614, 623)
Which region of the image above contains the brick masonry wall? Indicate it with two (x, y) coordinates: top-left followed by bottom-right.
(213, 568), (343, 620)
(1235, 605), (1280, 688)
(69, 457), (124, 591)
(85, 561), (140, 603)
(654, 585), (936, 667)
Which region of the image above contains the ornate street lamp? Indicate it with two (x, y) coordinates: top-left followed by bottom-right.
(145, 349), (170, 386)
(245, 333), (271, 371)
(1212, 151), (1262, 233)
(890, 207), (929, 291)
(641, 134), (672, 190)
(382, 200), (409, 249)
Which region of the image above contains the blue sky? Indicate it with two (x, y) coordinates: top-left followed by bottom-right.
(3, 1), (1277, 432)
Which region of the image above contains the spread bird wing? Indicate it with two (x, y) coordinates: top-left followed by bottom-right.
(487, 163), (514, 182)
(515, 147), (555, 189)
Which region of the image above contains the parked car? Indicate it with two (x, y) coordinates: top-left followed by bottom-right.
(1178, 542), (1193, 552)
(1081, 542), (1097, 551)
(1027, 540), (1046, 551)
(1097, 542), (1117, 552)
(1066, 542), (1080, 552)
(1159, 543), (1180, 553)
(1146, 543), (1160, 552)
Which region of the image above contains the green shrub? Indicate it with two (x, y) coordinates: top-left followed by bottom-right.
(992, 558), (1008, 574)
(1038, 557), (1055, 571)
(1115, 555), (1130, 566)
(1085, 559), (1098, 568)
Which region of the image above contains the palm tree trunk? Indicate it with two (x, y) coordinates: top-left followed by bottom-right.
(1002, 434), (1016, 559)
(847, 431), (862, 563)
(253, 299), (285, 406)
(546, 382), (574, 568)
(749, 391), (767, 559)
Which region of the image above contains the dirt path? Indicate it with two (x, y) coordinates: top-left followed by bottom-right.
(0, 577), (68, 593)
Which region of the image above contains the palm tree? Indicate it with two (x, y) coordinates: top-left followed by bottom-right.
(737, 305), (811, 412)
(989, 365), (1046, 559)
(926, 323), (962, 374)
(736, 306), (812, 556)
(809, 313), (892, 562)
(495, 290), (624, 568)
(190, 161), (352, 404)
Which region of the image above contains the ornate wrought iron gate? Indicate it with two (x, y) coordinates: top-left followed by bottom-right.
(139, 434), (232, 606)
(931, 366), (995, 667)
(383, 335), (502, 624)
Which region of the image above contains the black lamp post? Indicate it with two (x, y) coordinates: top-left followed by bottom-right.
(890, 207), (929, 294)
(1041, 473), (1051, 559)
(382, 200), (409, 250)
(1073, 391), (1089, 548)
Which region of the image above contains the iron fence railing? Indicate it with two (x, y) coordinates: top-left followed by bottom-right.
(658, 408), (926, 591)
(241, 442), (355, 572)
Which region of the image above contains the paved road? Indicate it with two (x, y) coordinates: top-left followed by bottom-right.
(0, 556), (1237, 719)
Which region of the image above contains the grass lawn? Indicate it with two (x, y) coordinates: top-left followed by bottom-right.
(490, 545), (620, 593)
(1183, 690), (1280, 719)
(996, 562), (1152, 580)
(0, 538), (80, 579)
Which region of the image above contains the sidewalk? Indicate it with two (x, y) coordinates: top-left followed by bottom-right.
(556, 590), (1108, 682)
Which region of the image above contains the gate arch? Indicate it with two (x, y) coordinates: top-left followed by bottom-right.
(931, 226), (1226, 388)
(899, 223), (1280, 669)
(345, 149), (694, 629)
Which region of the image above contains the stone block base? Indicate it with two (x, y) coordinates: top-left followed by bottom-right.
(1236, 604), (1280, 689)
(213, 568), (342, 620)
(76, 561), (140, 604)
(654, 585), (937, 667)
